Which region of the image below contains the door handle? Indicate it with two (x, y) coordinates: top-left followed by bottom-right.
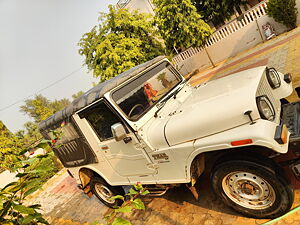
(123, 137), (132, 144)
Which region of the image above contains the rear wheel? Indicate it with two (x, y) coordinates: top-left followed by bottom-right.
(90, 177), (125, 208)
(211, 159), (294, 219)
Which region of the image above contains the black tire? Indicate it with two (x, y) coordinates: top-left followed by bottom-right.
(90, 177), (125, 208)
(211, 159), (294, 219)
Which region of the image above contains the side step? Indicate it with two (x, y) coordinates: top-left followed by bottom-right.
(145, 186), (169, 196)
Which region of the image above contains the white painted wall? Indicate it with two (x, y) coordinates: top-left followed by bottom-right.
(177, 49), (213, 75)
(207, 22), (263, 65)
(175, 2), (298, 75)
(206, 16), (287, 67)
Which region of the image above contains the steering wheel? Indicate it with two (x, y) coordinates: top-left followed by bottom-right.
(128, 104), (144, 118)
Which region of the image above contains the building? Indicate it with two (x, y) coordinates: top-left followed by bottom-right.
(116, 0), (155, 14)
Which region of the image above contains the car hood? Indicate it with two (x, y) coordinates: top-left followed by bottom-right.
(146, 67), (266, 147)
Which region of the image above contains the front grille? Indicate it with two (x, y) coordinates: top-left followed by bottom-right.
(256, 72), (281, 123)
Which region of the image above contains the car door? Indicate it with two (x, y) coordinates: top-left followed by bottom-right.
(78, 100), (156, 182)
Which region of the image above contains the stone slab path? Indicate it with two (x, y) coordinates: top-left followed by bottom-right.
(26, 170), (300, 225)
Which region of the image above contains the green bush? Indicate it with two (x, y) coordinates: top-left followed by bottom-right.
(267, 0), (298, 29)
(25, 152), (59, 188)
(0, 131), (63, 224)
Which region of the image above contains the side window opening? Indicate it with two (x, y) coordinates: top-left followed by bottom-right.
(45, 119), (97, 167)
(58, 123), (79, 144)
(80, 101), (123, 142)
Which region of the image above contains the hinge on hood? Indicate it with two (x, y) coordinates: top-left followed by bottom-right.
(244, 110), (256, 125)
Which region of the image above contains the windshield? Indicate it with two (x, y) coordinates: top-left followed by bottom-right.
(112, 61), (182, 121)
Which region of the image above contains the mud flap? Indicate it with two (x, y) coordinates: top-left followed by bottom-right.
(186, 182), (199, 200)
(78, 184), (93, 198)
(84, 186), (93, 198)
(186, 154), (205, 200)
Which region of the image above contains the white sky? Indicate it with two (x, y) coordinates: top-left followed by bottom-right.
(0, 0), (118, 132)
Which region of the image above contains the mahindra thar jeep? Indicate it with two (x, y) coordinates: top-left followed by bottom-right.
(39, 56), (300, 218)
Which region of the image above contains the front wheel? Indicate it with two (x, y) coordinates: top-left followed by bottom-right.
(211, 159), (294, 219)
(90, 177), (125, 208)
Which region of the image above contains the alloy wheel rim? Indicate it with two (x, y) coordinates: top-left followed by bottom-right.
(222, 171), (276, 210)
(94, 183), (115, 204)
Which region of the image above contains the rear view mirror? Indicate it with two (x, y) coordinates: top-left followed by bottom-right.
(111, 123), (127, 141)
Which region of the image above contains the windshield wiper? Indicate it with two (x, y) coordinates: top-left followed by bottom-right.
(154, 84), (184, 118)
(154, 94), (172, 118)
(173, 83), (185, 99)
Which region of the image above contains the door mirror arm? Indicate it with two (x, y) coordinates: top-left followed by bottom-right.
(123, 136), (132, 144)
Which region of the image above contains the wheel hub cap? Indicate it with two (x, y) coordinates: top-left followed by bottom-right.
(94, 183), (115, 204)
(222, 171), (276, 210)
(241, 182), (256, 195)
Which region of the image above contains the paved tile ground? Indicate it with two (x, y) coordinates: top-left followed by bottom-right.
(26, 169), (108, 224)
(26, 170), (300, 225)
(26, 27), (300, 225)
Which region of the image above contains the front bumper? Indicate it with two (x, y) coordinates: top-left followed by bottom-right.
(280, 101), (300, 184)
(282, 101), (300, 143)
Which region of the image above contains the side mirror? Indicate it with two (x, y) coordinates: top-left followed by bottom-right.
(111, 123), (127, 141)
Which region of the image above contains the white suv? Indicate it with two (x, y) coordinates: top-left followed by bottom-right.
(39, 56), (300, 219)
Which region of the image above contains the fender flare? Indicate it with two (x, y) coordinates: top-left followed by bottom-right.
(185, 144), (275, 182)
(78, 166), (113, 187)
(185, 143), (234, 181)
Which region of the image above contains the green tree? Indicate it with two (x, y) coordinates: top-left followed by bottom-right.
(0, 121), (23, 171)
(72, 90), (84, 99)
(19, 122), (43, 147)
(78, 5), (164, 82)
(23, 122), (40, 139)
(0, 130), (64, 225)
(20, 94), (70, 123)
(153, 0), (212, 54)
(19, 95), (70, 149)
(51, 98), (71, 113)
(192, 0), (247, 28)
(267, 0), (298, 29)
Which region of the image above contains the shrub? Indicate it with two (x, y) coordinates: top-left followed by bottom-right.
(91, 183), (149, 225)
(0, 131), (62, 224)
(267, 0), (298, 29)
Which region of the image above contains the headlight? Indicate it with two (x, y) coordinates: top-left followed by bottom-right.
(266, 67), (281, 89)
(256, 95), (275, 121)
